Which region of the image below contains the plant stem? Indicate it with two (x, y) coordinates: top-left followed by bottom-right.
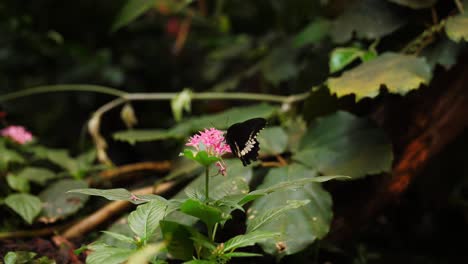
(211, 223), (219, 241)
(205, 166), (210, 202)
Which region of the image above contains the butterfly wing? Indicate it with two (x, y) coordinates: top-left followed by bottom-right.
(225, 118), (266, 166)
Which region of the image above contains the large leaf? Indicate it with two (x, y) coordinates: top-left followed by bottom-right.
(294, 111), (393, 179)
(247, 164), (332, 256)
(446, 11), (468, 43)
(179, 199), (226, 229)
(422, 37), (462, 70)
(327, 52), (432, 101)
(17, 167), (59, 185)
(86, 243), (135, 264)
(223, 231), (280, 252)
(39, 179), (89, 223)
(6, 174), (30, 193)
(160, 220), (195, 261)
(113, 104), (278, 144)
(388, 0), (437, 9)
(68, 188), (165, 204)
(128, 199), (172, 242)
(257, 126), (288, 156)
(112, 0), (156, 32)
(330, 0), (405, 43)
(4, 193), (42, 224)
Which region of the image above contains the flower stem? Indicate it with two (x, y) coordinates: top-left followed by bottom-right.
(205, 166), (210, 202)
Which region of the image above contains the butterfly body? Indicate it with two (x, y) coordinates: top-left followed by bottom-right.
(225, 118), (266, 166)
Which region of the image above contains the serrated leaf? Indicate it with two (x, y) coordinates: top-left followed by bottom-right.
(293, 111), (393, 179)
(331, 0), (405, 43)
(4, 193), (42, 224)
(68, 188), (166, 204)
(86, 243), (135, 264)
(327, 52), (432, 101)
(247, 200), (310, 233)
(17, 167), (59, 185)
(446, 12), (468, 43)
(126, 243), (165, 264)
(160, 220), (195, 261)
(39, 179), (89, 223)
(223, 231), (280, 252)
(257, 127), (288, 156)
(247, 164), (333, 256)
(101, 231), (135, 245)
(128, 199), (172, 242)
(388, 0), (437, 9)
(6, 174), (30, 193)
(112, 0), (156, 32)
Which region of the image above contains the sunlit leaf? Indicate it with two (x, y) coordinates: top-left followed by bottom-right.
(171, 88), (192, 122)
(247, 164), (332, 256)
(327, 52), (432, 101)
(68, 188), (166, 204)
(294, 111), (393, 179)
(39, 179), (89, 223)
(86, 243), (135, 264)
(446, 12), (468, 42)
(127, 243), (165, 264)
(4, 193), (42, 224)
(128, 199), (172, 242)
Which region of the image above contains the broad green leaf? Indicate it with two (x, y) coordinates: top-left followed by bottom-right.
(4, 193), (42, 224)
(99, 219), (136, 248)
(246, 200), (310, 233)
(247, 164), (333, 256)
(422, 37), (462, 70)
(160, 220), (195, 261)
(39, 179), (88, 223)
(329, 47), (376, 73)
(113, 104), (277, 144)
(112, 0), (156, 32)
(331, 0), (405, 43)
(126, 243), (165, 264)
(101, 231), (135, 245)
(257, 127), (288, 156)
(4, 251), (36, 264)
(223, 231), (280, 252)
(113, 129), (178, 144)
(327, 52), (432, 101)
(388, 0), (437, 9)
(128, 199), (172, 242)
(86, 243), (135, 264)
(446, 12), (468, 43)
(179, 199), (226, 228)
(293, 19), (330, 48)
(182, 150), (220, 167)
(17, 167), (59, 185)
(6, 174), (30, 193)
(0, 145), (25, 170)
(68, 188), (166, 204)
(171, 88), (192, 122)
(294, 111), (393, 179)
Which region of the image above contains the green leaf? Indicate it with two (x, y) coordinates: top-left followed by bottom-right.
(293, 19), (330, 48)
(182, 150), (220, 167)
(4, 193), (42, 224)
(0, 144), (25, 170)
(39, 179), (89, 223)
(126, 243), (165, 264)
(329, 47), (366, 73)
(113, 129), (178, 144)
(171, 89), (192, 122)
(247, 164), (333, 256)
(388, 0), (437, 9)
(99, 220), (136, 248)
(294, 111), (393, 179)
(327, 52), (432, 101)
(330, 0), (405, 43)
(100, 231), (135, 245)
(160, 220), (195, 261)
(68, 188), (166, 204)
(180, 199), (226, 228)
(4, 251), (37, 264)
(6, 174), (30, 193)
(257, 127), (288, 156)
(223, 231), (280, 252)
(128, 199), (172, 242)
(247, 200), (310, 233)
(17, 167), (59, 185)
(86, 243), (135, 264)
(446, 12), (468, 43)
(422, 37), (462, 70)
(261, 41), (301, 85)
(223, 252), (262, 258)
(112, 0), (156, 32)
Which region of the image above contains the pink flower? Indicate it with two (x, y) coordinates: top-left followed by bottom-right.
(186, 128), (231, 156)
(186, 128), (231, 176)
(1, 125), (33, 144)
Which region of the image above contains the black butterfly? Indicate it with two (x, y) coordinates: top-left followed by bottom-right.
(225, 118), (267, 166)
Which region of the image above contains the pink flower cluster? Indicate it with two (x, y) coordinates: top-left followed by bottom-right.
(186, 128), (231, 176)
(186, 128), (231, 156)
(1, 125), (33, 144)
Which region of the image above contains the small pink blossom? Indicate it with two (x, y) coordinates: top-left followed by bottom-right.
(1, 125), (33, 144)
(186, 128), (231, 156)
